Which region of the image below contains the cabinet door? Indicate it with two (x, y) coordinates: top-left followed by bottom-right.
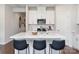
(37, 7), (46, 19)
(46, 10), (55, 24)
(56, 5), (76, 47)
(77, 38), (79, 49)
(77, 5), (79, 24)
(41, 7), (46, 19)
(29, 10), (37, 24)
(74, 38), (78, 49)
(37, 9), (41, 19)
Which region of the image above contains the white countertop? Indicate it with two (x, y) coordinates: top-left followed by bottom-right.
(10, 32), (66, 40)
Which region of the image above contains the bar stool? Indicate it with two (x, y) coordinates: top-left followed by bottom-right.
(49, 40), (65, 54)
(13, 40), (29, 54)
(33, 40), (46, 54)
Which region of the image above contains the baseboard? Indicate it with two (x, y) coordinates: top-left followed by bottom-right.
(0, 39), (13, 45)
(67, 45), (79, 51)
(72, 47), (79, 51)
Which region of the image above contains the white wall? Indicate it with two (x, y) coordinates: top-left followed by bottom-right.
(0, 4), (20, 44)
(0, 5), (5, 44)
(13, 8), (26, 12)
(5, 5), (20, 44)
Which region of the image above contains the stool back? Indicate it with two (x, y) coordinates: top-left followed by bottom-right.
(13, 40), (27, 50)
(52, 40), (65, 50)
(33, 40), (46, 50)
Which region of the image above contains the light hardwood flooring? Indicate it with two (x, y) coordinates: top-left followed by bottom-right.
(0, 41), (14, 54)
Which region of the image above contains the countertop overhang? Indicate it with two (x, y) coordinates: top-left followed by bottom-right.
(10, 32), (66, 40)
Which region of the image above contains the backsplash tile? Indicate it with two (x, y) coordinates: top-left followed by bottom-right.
(28, 24), (55, 31)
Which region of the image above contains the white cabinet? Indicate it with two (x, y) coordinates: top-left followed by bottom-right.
(56, 5), (76, 47)
(37, 7), (55, 24)
(28, 7), (46, 24)
(77, 38), (79, 50)
(37, 7), (46, 19)
(76, 5), (79, 24)
(46, 10), (55, 24)
(28, 6), (55, 24)
(73, 37), (78, 49)
(73, 35), (79, 50)
(72, 33), (79, 50)
(28, 10), (37, 24)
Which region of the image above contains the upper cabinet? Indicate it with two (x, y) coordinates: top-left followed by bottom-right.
(37, 7), (46, 19)
(28, 7), (37, 24)
(46, 7), (55, 24)
(28, 6), (55, 24)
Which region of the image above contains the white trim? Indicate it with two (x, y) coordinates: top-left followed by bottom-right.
(0, 39), (13, 45)
(13, 8), (26, 12)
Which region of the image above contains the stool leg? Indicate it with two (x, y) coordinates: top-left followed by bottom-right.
(49, 47), (50, 54)
(28, 46), (30, 54)
(44, 49), (46, 54)
(18, 50), (20, 54)
(51, 48), (52, 54)
(26, 49), (27, 54)
(33, 49), (35, 54)
(59, 50), (60, 54)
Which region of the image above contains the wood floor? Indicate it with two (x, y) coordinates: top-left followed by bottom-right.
(0, 41), (14, 54)
(0, 41), (79, 54)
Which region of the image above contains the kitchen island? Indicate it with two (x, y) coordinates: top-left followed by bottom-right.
(10, 32), (66, 54)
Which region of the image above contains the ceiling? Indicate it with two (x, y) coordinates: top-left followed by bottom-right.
(28, 4), (55, 7)
(7, 4), (55, 8)
(7, 4), (26, 8)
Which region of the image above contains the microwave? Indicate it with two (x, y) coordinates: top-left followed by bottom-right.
(37, 19), (46, 25)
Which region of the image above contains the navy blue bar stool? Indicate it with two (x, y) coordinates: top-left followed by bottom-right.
(13, 40), (29, 54)
(33, 40), (46, 54)
(49, 40), (65, 54)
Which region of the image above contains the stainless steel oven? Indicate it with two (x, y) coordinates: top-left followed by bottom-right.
(37, 19), (46, 25)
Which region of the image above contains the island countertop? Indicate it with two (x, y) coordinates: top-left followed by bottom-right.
(10, 32), (66, 40)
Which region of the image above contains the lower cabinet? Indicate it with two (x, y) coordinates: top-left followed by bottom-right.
(72, 36), (79, 50)
(76, 38), (79, 50)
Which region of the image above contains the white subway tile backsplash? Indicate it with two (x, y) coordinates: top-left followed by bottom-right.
(28, 24), (55, 31)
